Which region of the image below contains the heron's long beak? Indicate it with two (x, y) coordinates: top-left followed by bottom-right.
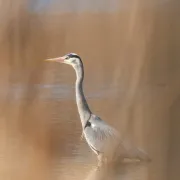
(45, 56), (65, 63)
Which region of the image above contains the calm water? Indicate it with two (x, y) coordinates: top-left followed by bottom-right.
(0, 61), (178, 180)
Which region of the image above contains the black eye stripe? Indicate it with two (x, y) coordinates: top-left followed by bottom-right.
(68, 54), (80, 59)
(66, 54), (82, 63)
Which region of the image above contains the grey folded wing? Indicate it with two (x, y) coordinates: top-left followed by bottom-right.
(84, 115), (121, 155)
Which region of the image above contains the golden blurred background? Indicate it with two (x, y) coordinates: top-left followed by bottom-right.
(0, 0), (180, 180)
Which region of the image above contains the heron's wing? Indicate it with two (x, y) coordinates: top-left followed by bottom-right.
(84, 115), (121, 154)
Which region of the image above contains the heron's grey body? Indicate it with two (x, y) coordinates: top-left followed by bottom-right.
(83, 114), (121, 160)
(46, 53), (150, 165)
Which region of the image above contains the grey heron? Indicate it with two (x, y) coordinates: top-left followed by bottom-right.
(45, 53), (150, 166)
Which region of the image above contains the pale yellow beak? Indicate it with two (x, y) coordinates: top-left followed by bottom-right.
(45, 56), (65, 63)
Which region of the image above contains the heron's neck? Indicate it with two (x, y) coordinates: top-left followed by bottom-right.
(74, 64), (91, 127)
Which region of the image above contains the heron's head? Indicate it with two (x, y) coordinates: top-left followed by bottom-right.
(45, 53), (82, 67)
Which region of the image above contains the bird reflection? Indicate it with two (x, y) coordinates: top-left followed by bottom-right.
(84, 161), (149, 180)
